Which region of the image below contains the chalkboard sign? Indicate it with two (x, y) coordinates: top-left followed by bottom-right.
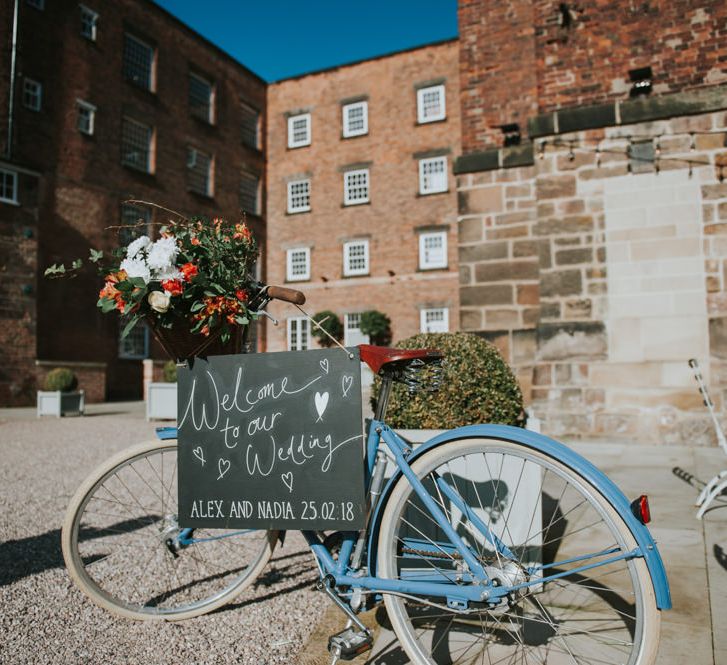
(177, 347), (366, 530)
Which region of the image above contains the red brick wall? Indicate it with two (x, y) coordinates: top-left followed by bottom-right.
(459, 0), (727, 153)
(266, 42), (461, 351)
(1, 0), (267, 404)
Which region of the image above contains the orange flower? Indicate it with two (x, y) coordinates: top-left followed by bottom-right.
(233, 223), (252, 242)
(235, 289), (248, 302)
(200, 324), (210, 336)
(190, 236), (201, 246)
(180, 262), (198, 282)
(162, 279), (184, 296)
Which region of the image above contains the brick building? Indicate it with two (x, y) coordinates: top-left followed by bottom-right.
(455, 0), (727, 442)
(0, 0), (265, 404)
(265, 41), (460, 357)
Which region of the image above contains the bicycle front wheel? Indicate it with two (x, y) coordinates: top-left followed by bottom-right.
(61, 439), (278, 621)
(377, 436), (660, 665)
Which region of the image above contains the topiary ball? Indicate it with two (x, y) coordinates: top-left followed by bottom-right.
(372, 332), (524, 429)
(43, 367), (78, 392)
(162, 360), (178, 383)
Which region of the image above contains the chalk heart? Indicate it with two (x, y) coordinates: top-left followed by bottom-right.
(342, 375), (353, 398)
(281, 472), (294, 493)
(319, 359), (329, 374)
(217, 458), (231, 480)
(314, 391), (329, 420)
(192, 447), (205, 465)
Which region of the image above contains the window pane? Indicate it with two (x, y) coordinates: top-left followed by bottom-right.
(187, 148), (212, 196)
(23, 79), (42, 111)
(420, 232), (447, 268)
(419, 157), (448, 194)
(119, 321), (149, 359)
(80, 6), (98, 40)
(241, 104), (259, 148)
(288, 113), (311, 148)
(189, 74), (213, 123)
(123, 34), (153, 90)
(121, 117), (152, 172)
(343, 102), (367, 137)
(287, 248), (310, 281)
(344, 169), (369, 205)
(239, 172), (259, 214)
(0, 169), (18, 202)
(288, 179), (310, 212)
(417, 85), (445, 123)
(77, 101), (95, 135)
(421, 308), (449, 333)
(345, 241), (368, 275)
(288, 317), (309, 351)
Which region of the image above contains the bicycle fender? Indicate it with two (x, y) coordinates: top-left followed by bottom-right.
(366, 424), (671, 610)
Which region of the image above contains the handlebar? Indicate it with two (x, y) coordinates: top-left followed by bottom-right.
(266, 285), (306, 305)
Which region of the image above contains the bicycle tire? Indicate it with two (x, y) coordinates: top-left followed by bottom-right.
(377, 436), (660, 665)
(61, 439), (278, 621)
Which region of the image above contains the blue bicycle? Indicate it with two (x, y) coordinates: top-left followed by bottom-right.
(62, 285), (670, 664)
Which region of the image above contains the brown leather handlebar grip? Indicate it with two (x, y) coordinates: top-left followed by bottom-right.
(267, 285), (306, 305)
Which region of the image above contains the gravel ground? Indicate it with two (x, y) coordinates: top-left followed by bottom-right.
(0, 404), (329, 665)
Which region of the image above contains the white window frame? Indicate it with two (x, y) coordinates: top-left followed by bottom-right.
(417, 84), (446, 124)
(344, 313), (370, 346)
(343, 168), (369, 206)
(420, 307), (449, 334)
(287, 317), (310, 351)
(419, 231), (448, 270)
(0, 169), (18, 205)
(76, 99), (96, 135)
(287, 113), (311, 148)
(342, 101), (368, 138)
(23, 78), (42, 111)
(343, 239), (369, 277)
(79, 4), (98, 41)
(418, 156), (449, 195)
(286, 247), (311, 282)
(287, 178), (311, 213)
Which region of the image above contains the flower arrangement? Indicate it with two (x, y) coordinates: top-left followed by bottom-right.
(46, 212), (259, 348)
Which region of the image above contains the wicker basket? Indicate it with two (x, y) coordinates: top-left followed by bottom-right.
(147, 316), (244, 361)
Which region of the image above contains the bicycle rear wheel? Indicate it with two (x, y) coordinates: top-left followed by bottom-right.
(61, 439), (277, 621)
(377, 436), (660, 665)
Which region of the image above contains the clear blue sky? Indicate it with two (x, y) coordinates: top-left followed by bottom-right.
(152, 1), (459, 82)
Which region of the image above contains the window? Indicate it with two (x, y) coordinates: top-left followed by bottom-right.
(187, 147), (213, 197)
(286, 247), (310, 282)
(119, 203), (151, 245)
(420, 308), (449, 334)
(26, 0), (44, 9)
(241, 103), (259, 148)
(79, 5), (98, 41)
(287, 113), (311, 148)
(287, 317), (309, 351)
(419, 231), (447, 270)
(76, 100), (96, 135)
(189, 73), (214, 123)
(417, 84), (446, 124)
(121, 117), (153, 172)
(239, 171), (260, 215)
(419, 156), (448, 195)
(287, 179), (310, 213)
(344, 313), (370, 346)
(118, 321), (149, 359)
(23, 79), (42, 111)
(343, 169), (369, 205)
(343, 239), (369, 277)
(342, 101), (368, 138)
(0, 169), (18, 204)
(123, 33), (154, 91)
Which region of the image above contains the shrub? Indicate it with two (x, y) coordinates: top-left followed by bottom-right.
(372, 332), (524, 429)
(43, 367), (77, 392)
(360, 310), (391, 346)
(311, 310), (343, 347)
(162, 361), (178, 383)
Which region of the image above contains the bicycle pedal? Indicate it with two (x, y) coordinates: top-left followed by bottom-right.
(327, 626), (373, 661)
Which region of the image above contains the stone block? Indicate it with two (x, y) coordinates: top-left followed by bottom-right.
(629, 237), (701, 261)
(701, 184), (727, 200)
(495, 211), (533, 226)
(460, 284), (513, 306)
(513, 240), (538, 258)
(540, 269), (583, 297)
(458, 186), (503, 215)
(537, 321), (607, 361)
(719, 202), (727, 220)
(459, 217), (483, 243)
(485, 308), (520, 329)
(533, 364), (552, 386)
(523, 307), (540, 327)
(536, 175), (577, 200)
(533, 215), (594, 236)
(540, 301), (561, 319)
(486, 225), (530, 240)
(474, 260), (539, 283)
(536, 202), (555, 217)
(459, 241), (508, 262)
(517, 283), (539, 305)
(505, 184), (532, 198)
(475, 331), (510, 361)
(556, 151), (596, 171)
(557, 199), (586, 215)
(459, 265), (472, 285)
(538, 241), (552, 269)
(641, 315), (709, 361)
(512, 329), (537, 365)
(459, 308), (482, 330)
(695, 132), (726, 151)
(709, 317), (727, 359)
(564, 298), (592, 319)
(556, 248), (593, 265)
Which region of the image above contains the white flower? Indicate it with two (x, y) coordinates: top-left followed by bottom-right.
(147, 236), (179, 270)
(120, 257), (151, 284)
(148, 291), (171, 313)
(126, 235), (151, 259)
(154, 266), (183, 282)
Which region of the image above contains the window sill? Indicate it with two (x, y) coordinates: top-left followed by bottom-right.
(341, 200), (370, 208)
(286, 208), (311, 216)
(0, 198), (20, 207)
(187, 188), (214, 200)
(287, 143), (311, 151)
(416, 117), (447, 126)
(341, 132), (369, 140)
(285, 278), (310, 284)
(122, 163), (156, 178)
(341, 273), (370, 279)
(417, 265), (449, 272)
(124, 78), (157, 95)
(416, 189), (450, 198)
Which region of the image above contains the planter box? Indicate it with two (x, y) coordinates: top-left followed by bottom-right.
(146, 382), (178, 421)
(37, 390), (85, 417)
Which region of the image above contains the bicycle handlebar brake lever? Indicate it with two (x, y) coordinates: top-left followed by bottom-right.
(255, 310), (278, 326)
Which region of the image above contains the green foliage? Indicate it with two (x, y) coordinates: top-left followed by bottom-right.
(43, 367), (78, 392)
(311, 310), (344, 347)
(162, 361), (178, 383)
(372, 332), (524, 429)
(360, 310), (392, 346)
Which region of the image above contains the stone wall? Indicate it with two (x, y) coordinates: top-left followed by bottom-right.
(457, 107), (727, 444)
